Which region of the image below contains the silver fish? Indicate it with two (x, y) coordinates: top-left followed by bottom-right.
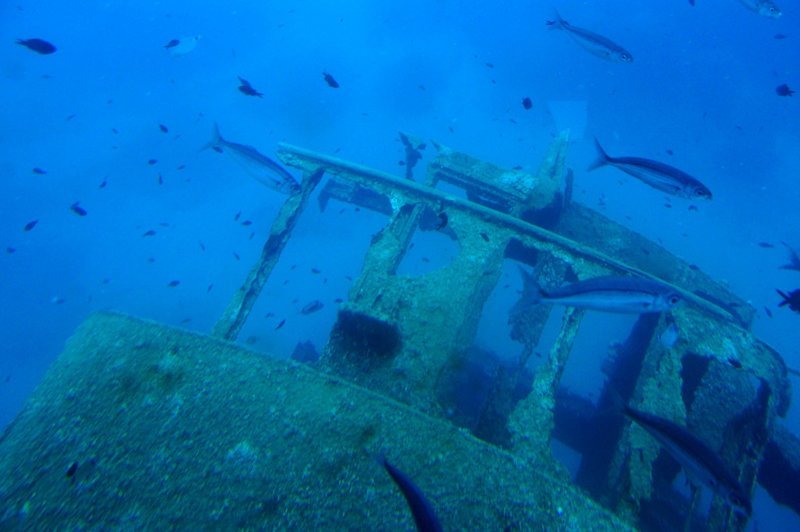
(207, 123), (300, 194)
(589, 138), (712, 200)
(546, 11), (633, 63)
(625, 405), (752, 516)
(516, 269), (681, 314)
(737, 0), (781, 18)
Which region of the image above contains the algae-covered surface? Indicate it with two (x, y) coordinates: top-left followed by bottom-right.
(0, 312), (630, 530)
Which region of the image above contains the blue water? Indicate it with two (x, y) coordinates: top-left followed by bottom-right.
(1, 0), (798, 528)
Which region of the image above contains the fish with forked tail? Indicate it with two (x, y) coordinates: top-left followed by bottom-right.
(589, 138), (712, 200)
(546, 10), (633, 63)
(237, 76), (263, 97)
(512, 268), (682, 315)
(206, 123), (299, 194)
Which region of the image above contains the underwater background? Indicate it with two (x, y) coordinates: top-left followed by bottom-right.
(1, 0), (797, 529)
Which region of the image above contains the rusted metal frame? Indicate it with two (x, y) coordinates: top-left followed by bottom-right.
(277, 143), (738, 323)
(512, 307), (587, 462)
(212, 168), (325, 340)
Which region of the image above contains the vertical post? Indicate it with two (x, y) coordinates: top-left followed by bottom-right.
(212, 168), (325, 341)
(509, 306), (585, 470)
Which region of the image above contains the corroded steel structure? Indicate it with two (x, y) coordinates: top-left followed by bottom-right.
(0, 134), (791, 530)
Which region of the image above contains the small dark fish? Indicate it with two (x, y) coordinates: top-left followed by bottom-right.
(32, 167), (47, 175)
(322, 72), (340, 88)
(16, 38), (57, 55)
(665, 149), (674, 156)
(757, 241), (774, 248)
(23, 220), (38, 232)
(275, 318), (286, 330)
(164, 39), (180, 49)
(776, 84), (794, 97)
(774, 33), (788, 40)
(70, 202), (87, 216)
(764, 306), (773, 318)
(480, 232), (489, 242)
(177, 164), (186, 170)
(245, 335), (259, 345)
(301, 300), (324, 315)
(158, 173), (164, 185)
(311, 268), (321, 274)
(689, 0), (695, 5)
(66, 461), (78, 477)
(199, 241), (206, 251)
(624, 405), (751, 515)
(207, 284), (213, 293)
(148, 159), (157, 165)
(381, 457), (442, 532)
(65, 114), (76, 121)
(777, 288), (800, 312)
(522, 97), (532, 110)
(142, 230), (156, 237)
(241, 220), (253, 226)
(6, 247), (15, 254)
(589, 138), (712, 200)
(727, 357), (743, 369)
(233, 252), (240, 261)
(99, 179), (107, 188)
(234, 211), (241, 221)
(167, 280), (180, 287)
(159, 124), (169, 133)
(237, 76), (263, 97)
(334, 298), (343, 303)
(546, 11), (633, 63)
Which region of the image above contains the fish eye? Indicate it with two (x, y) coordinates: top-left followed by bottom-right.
(669, 295), (680, 305)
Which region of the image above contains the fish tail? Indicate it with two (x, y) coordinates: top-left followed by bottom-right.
(546, 8), (566, 29)
(776, 289), (790, 306)
(201, 122), (223, 152)
(587, 137), (611, 171)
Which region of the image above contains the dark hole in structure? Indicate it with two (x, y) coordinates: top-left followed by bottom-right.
(680, 353), (711, 409)
(329, 309), (401, 370)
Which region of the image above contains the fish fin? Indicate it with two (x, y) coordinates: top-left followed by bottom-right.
(200, 122), (223, 152)
(546, 9), (566, 29)
(776, 289), (790, 306)
(587, 137), (611, 171)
